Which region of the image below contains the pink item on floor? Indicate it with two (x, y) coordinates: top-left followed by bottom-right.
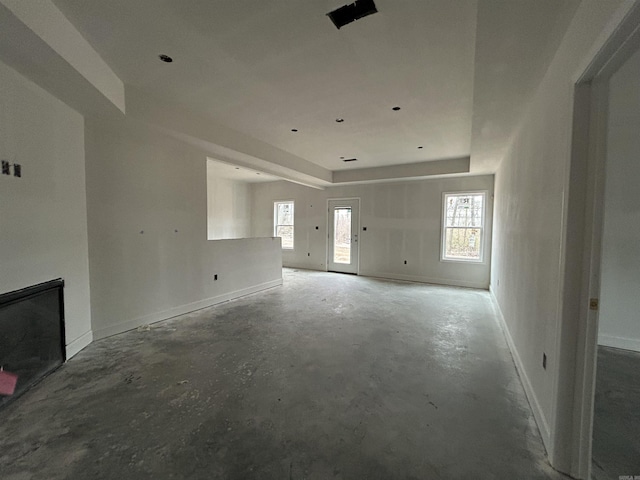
(0, 369), (18, 396)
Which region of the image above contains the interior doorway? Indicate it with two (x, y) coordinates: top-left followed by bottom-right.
(590, 40), (640, 480)
(327, 198), (359, 274)
(564, 4), (640, 478)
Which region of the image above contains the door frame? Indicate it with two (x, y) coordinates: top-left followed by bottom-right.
(326, 197), (361, 275)
(560, 3), (640, 478)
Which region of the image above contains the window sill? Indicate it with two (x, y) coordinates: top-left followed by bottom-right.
(440, 257), (485, 264)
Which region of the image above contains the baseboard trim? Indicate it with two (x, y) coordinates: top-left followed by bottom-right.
(282, 262), (325, 272)
(93, 278), (283, 340)
(360, 271), (488, 289)
(598, 334), (640, 353)
(489, 288), (551, 448)
(66, 330), (93, 359)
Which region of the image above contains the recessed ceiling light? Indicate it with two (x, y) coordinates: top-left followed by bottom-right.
(392, 106), (401, 111)
(235, 167), (240, 169)
(158, 54), (173, 63)
(256, 172), (260, 175)
(336, 118), (344, 123)
(418, 146), (423, 149)
(291, 128), (298, 132)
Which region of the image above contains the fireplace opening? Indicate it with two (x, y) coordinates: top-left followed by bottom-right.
(0, 279), (66, 408)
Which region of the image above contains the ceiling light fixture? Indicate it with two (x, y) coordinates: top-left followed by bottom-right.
(343, 158), (357, 162)
(291, 128), (298, 132)
(235, 167), (240, 169)
(336, 118), (344, 123)
(392, 106), (401, 111)
(158, 54), (173, 63)
(340, 156), (345, 159)
(418, 146), (423, 149)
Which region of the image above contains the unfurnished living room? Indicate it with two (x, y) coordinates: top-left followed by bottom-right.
(1, 1), (639, 479)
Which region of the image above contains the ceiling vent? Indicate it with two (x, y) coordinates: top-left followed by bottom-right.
(327, 0), (378, 30)
(342, 158), (358, 162)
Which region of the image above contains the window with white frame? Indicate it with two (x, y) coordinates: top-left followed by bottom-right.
(274, 201), (294, 249)
(442, 192), (485, 262)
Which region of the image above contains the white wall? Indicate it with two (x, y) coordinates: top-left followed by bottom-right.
(85, 118), (282, 340)
(598, 46), (640, 352)
(489, 0), (627, 473)
(206, 162), (251, 240)
(252, 175), (493, 289)
(0, 60), (92, 358)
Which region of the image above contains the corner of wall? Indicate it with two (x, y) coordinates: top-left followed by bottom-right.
(66, 330), (93, 359)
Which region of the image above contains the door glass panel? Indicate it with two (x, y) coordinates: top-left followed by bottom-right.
(333, 207), (352, 264)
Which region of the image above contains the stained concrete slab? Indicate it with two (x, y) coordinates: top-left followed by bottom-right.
(592, 346), (640, 480)
(0, 269), (567, 479)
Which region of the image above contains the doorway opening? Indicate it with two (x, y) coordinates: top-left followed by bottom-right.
(590, 41), (640, 480)
(327, 198), (360, 274)
(562, 4), (640, 478)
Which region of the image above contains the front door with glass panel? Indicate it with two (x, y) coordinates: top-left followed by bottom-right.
(328, 199), (359, 274)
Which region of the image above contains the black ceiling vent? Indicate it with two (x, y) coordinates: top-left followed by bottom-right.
(343, 158), (358, 162)
(327, 0), (378, 30)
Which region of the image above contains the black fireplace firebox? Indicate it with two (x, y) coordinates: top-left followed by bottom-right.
(0, 279), (66, 408)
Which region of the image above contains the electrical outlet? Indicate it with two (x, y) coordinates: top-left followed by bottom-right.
(308, 253), (310, 256)
(214, 274), (218, 281)
(13, 164), (21, 177)
(1, 160), (10, 175)
(404, 260), (407, 265)
(542, 353), (547, 370)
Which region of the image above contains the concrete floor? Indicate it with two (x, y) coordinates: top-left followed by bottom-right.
(0, 269), (567, 479)
(592, 346), (640, 480)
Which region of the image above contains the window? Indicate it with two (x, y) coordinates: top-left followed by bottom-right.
(442, 192), (486, 262)
(274, 201), (294, 249)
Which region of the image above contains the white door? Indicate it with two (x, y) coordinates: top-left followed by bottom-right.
(328, 199), (359, 274)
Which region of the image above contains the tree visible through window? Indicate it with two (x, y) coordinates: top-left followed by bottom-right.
(333, 207), (352, 264)
(442, 192), (485, 261)
(274, 201), (294, 249)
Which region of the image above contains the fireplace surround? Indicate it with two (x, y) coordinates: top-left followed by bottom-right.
(0, 279), (66, 407)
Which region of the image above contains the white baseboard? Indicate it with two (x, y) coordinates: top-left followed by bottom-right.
(360, 271), (488, 289)
(598, 334), (640, 353)
(489, 288), (551, 448)
(93, 278), (283, 340)
(282, 262), (325, 272)
(66, 330), (93, 359)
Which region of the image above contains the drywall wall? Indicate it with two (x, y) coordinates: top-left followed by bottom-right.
(85, 117), (282, 340)
(598, 46), (640, 352)
(252, 175), (493, 289)
(0, 0), (125, 114)
(206, 162), (251, 240)
(0, 59), (92, 358)
(489, 0), (628, 473)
